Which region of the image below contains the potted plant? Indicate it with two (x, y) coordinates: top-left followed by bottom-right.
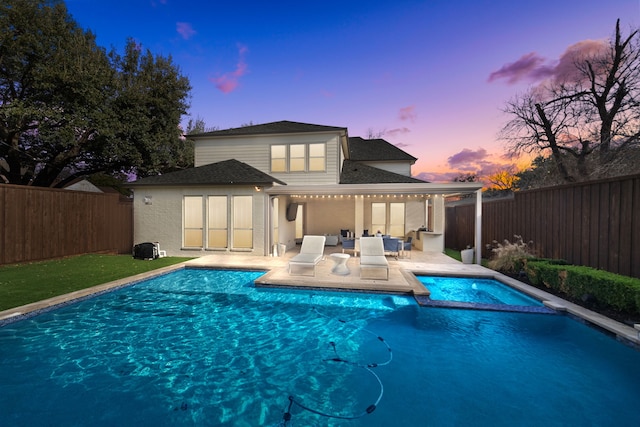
(461, 245), (474, 264)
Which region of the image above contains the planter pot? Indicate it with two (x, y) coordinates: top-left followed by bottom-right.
(461, 248), (474, 264)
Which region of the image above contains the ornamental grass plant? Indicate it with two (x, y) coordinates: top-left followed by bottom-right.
(487, 235), (535, 274)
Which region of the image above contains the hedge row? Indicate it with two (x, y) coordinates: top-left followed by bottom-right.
(524, 259), (640, 315)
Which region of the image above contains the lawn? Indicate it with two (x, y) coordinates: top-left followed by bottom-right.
(0, 254), (192, 311)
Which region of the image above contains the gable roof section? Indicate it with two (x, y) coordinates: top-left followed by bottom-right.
(347, 137), (417, 163)
(340, 160), (428, 184)
(188, 120), (347, 138)
(128, 159), (286, 186)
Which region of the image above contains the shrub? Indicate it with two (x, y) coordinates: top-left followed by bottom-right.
(487, 235), (535, 273)
(525, 259), (640, 315)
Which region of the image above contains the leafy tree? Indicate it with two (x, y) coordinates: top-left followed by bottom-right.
(0, 0), (191, 186)
(453, 173), (478, 182)
(486, 167), (519, 192)
(500, 20), (640, 184)
(514, 155), (560, 190)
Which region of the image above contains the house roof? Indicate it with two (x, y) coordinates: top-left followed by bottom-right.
(340, 160), (428, 184)
(347, 137), (417, 163)
(128, 159), (287, 186)
(188, 120), (347, 138)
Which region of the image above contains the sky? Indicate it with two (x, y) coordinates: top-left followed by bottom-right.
(65, 0), (640, 183)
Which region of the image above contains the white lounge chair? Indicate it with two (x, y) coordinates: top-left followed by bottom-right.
(288, 235), (326, 276)
(359, 237), (389, 280)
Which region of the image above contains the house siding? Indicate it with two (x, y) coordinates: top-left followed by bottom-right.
(194, 133), (342, 185)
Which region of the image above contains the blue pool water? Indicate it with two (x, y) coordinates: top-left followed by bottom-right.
(419, 276), (543, 306)
(1, 268), (640, 426)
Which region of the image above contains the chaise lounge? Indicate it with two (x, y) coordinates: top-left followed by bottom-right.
(288, 235), (326, 276)
(359, 236), (389, 280)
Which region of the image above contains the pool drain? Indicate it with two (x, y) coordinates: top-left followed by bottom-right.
(278, 308), (392, 425)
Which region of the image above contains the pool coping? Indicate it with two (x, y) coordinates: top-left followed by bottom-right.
(405, 266), (640, 347)
(0, 263), (188, 326)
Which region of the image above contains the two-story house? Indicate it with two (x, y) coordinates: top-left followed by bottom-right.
(129, 121), (483, 258)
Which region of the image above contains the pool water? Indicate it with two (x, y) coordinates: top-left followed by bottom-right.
(1, 268), (640, 426)
(419, 276), (543, 306)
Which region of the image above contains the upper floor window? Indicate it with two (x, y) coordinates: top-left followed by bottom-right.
(271, 145), (287, 172)
(290, 144), (306, 172)
(270, 143), (326, 173)
(308, 143), (326, 171)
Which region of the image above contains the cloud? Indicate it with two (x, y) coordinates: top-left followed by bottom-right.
(386, 127), (411, 137)
(176, 22), (196, 40)
(488, 39), (608, 85)
(447, 148), (488, 167)
(399, 105), (416, 122)
(488, 52), (554, 84)
(209, 45), (249, 94)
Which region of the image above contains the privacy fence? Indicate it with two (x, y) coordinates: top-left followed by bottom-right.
(0, 184), (133, 265)
(445, 174), (640, 279)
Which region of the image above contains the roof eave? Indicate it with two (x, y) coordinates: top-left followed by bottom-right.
(266, 182), (482, 196)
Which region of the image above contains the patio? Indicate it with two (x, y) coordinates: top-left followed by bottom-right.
(185, 245), (493, 295)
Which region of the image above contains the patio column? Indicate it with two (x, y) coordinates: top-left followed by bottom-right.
(475, 189), (482, 264)
(355, 196), (364, 237)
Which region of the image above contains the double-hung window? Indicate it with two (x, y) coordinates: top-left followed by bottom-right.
(270, 143), (326, 173)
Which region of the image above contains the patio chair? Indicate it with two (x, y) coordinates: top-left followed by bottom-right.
(288, 235), (326, 276)
(402, 236), (413, 258)
(359, 237), (389, 280)
(342, 238), (357, 256)
(382, 236), (401, 258)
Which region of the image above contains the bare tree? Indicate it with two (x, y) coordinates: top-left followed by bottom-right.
(500, 20), (640, 184)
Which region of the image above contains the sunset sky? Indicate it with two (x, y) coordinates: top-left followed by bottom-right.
(65, 0), (640, 182)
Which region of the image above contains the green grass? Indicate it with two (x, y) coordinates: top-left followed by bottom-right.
(445, 248), (490, 267)
(0, 254), (192, 311)
(444, 248), (462, 261)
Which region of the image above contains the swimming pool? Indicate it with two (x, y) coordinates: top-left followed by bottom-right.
(418, 276), (543, 306)
(1, 268), (639, 426)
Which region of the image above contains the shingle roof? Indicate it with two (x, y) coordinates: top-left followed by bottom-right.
(188, 120), (347, 138)
(128, 159), (287, 186)
(340, 160), (428, 184)
(347, 137), (417, 163)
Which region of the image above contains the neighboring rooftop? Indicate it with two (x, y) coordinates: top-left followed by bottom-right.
(128, 159), (286, 186)
(187, 120), (347, 138)
(347, 136), (417, 163)
(340, 160), (428, 184)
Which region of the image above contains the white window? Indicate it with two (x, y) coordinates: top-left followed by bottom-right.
(184, 196), (203, 247)
(371, 202), (386, 235)
(270, 143), (326, 173)
(389, 202), (406, 237)
(207, 196), (228, 249)
(289, 144), (306, 172)
(308, 143), (326, 171)
(371, 201), (406, 237)
(271, 145), (286, 172)
(233, 196), (253, 249)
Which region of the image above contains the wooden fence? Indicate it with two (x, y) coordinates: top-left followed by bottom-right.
(0, 184), (133, 265)
(445, 174), (640, 279)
